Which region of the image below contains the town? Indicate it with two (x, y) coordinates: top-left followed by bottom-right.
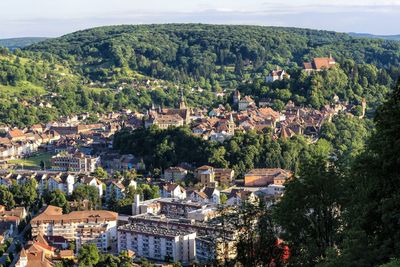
(0, 55), (367, 266)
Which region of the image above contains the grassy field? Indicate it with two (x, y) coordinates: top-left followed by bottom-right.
(0, 81), (46, 96)
(8, 152), (52, 168)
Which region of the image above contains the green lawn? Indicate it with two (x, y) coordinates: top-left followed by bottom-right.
(8, 152), (52, 168)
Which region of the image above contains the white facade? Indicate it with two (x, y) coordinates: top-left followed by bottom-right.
(118, 224), (196, 264)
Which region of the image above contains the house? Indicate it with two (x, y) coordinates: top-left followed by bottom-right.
(74, 175), (104, 197)
(15, 233), (75, 267)
(161, 183), (187, 199)
(0, 206), (27, 240)
(238, 96), (255, 111)
(47, 173), (75, 195)
(226, 189), (258, 206)
(265, 69), (290, 83)
(105, 180), (126, 200)
(303, 54), (336, 72)
(164, 167), (188, 182)
(244, 168), (292, 187)
(189, 187), (220, 204)
(7, 129), (25, 141)
(195, 166), (218, 188)
(214, 168), (234, 186)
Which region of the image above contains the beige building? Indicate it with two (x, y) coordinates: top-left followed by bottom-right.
(195, 165), (218, 188)
(244, 168), (292, 187)
(30, 205), (118, 252)
(51, 152), (99, 173)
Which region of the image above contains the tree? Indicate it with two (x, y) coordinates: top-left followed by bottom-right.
(72, 185), (100, 209)
(11, 179), (38, 207)
(220, 194), (228, 205)
(77, 244), (100, 267)
(274, 140), (344, 266)
(330, 79), (400, 266)
(44, 189), (69, 213)
(229, 200), (285, 266)
(93, 167), (108, 179)
(0, 185), (15, 209)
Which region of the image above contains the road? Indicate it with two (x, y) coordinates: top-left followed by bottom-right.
(0, 223), (31, 266)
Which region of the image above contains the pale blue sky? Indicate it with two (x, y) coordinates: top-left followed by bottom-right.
(1, 0), (399, 38)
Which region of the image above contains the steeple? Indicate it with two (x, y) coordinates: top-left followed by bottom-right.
(179, 89), (186, 109)
(228, 113), (235, 135)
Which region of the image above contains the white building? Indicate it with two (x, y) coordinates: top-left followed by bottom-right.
(118, 223), (196, 264)
(265, 69), (290, 83)
(47, 173), (75, 195)
(160, 184), (187, 200)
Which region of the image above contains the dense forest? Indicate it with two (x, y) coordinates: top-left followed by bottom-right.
(28, 24), (400, 83)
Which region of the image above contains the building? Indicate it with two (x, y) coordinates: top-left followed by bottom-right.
(161, 184), (187, 200)
(244, 168), (292, 187)
(150, 114), (185, 129)
(303, 54), (336, 72)
(15, 234), (74, 267)
(265, 69), (290, 83)
(0, 206), (27, 241)
(30, 205), (118, 252)
(51, 152), (99, 173)
(118, 223), (196, 264)
(238, 96), (255, 111)
(195, 166), (218, 188)
(226, 189), (258, 206)
(214, 168), (234, 186)
(105, 180), (126, 201)
(233, 90), (241, 105)
(47, 173), (75, 195)
(121, 214), (236, 264)
(196, 235), (237, 265)
(164, 167), (188, 182)
(74, 175), (104, 197)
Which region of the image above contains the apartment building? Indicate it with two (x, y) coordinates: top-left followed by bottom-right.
(51, 151), (99, 173)
(30, 205), (118, 252)
(120, 214), (236, 264)
(118, 223), (196, 264)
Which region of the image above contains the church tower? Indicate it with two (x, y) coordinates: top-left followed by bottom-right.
(179, 89), (186, 110)
(228, 113), (235, 135)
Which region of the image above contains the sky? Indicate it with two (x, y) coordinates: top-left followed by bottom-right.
(1, 0), (400, 38)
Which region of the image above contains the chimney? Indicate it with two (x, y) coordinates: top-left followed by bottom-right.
(132, 194), (141, 215)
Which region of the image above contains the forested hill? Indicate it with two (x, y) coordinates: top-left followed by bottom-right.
(27, 24), (400, 82)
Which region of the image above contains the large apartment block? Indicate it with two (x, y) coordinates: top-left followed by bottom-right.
(118, 223), (196, 264)
(30, 205), (118, 252)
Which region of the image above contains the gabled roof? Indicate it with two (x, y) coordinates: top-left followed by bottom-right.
(8, 129), (25, 138)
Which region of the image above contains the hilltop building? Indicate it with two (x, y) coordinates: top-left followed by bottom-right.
(303, 54), (336, 72)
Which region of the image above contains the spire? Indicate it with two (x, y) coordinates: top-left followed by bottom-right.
(179, 89), (186, 109)
(20, 248), (27, 258)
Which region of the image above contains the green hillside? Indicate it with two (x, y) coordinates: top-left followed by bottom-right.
(27, 24), (400, 83)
